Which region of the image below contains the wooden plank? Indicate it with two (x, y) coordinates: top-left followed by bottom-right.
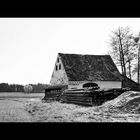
(64, 96), (91, 100)
(62, 99), (93, 106)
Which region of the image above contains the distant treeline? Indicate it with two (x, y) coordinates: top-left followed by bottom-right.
(29, 83), (48, 93)
(0, 83), (48, 93)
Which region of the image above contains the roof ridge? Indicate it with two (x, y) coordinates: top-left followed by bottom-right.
(58, 53), (110, 56)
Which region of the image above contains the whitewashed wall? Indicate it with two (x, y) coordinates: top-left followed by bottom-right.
(95, 81), (122, 89)
(68, 81), (122, 89)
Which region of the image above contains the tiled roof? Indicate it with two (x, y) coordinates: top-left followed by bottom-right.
(59, 53), (121, 81)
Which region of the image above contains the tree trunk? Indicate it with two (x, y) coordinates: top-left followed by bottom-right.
(118, 28), (126, 76)
(128, 61), (131, 79)
(119, 45), (124, 74)
(120, 42), (126, 76)
(138, 44), (140, 83)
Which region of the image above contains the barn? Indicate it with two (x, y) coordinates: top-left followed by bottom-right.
(44, 53), (140, 105)
(50, 53), (122, 89)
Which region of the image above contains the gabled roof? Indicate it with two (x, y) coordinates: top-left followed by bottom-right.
(58, 53), (121, 81)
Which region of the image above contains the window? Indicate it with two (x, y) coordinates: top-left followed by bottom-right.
(83, 82), (99, 89)
(57, 58), (59, 63)
(59, 64), (61, 70)
(56, 65), (58, 71)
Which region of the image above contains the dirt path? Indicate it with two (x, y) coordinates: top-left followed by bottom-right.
(0, 98), (34, 122)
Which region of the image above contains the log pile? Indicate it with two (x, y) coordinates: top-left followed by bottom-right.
(43, 85), (68, 101)
(43, 85), (130, 106)
(60, 90), (93, 106)
(60, 88), (130, 106)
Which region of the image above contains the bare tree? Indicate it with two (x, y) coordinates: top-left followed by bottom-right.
(123, 35), (137, 79)
(109, 26), (134, 78)
(130, 33), (140, 83)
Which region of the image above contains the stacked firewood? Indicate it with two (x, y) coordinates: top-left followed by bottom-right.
(60, 90), (93, 106)
(43, 85), (130, 106)
(60, 88), (130, 106)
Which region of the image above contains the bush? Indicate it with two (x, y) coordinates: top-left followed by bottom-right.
(24, 85), (33, 94)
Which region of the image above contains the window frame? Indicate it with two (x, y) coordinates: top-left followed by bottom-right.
(59, 64), (61, 70)
(56, 65), (58, 71)
(57, 58), (59, 63)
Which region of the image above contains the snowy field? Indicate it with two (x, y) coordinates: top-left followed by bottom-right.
(1, 91), (140, 122)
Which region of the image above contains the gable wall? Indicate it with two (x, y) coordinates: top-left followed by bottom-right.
(50, 54), (69, 85)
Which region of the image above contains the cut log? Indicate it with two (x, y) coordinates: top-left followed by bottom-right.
(43, 87), (130, 106)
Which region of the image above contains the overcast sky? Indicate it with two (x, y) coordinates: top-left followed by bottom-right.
(0, 18), (140, 85)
